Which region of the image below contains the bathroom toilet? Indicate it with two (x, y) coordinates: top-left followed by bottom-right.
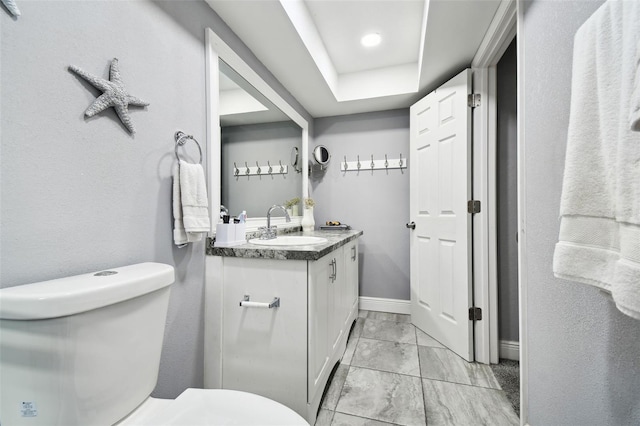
(0, 262), (308, 426)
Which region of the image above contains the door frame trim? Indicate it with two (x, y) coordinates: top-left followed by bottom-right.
(471, 0), (516, 366)
(470, 1), (526, 425)
(516, 2), (529, 424)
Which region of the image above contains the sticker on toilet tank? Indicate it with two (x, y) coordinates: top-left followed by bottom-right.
(21, 401), (37, 417)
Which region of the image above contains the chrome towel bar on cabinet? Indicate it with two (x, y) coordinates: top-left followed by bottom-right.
(239, 295), (281, 309)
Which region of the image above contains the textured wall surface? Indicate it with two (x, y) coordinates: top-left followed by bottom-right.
(312, 110), (410, 300)
(522, 0), (640, 423)
(221, 122), (302, 218)
(496, 38), (519, 343)
(0, 0), (310, 400)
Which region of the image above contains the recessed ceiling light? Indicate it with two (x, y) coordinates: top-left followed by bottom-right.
(361, 33), (382, 48)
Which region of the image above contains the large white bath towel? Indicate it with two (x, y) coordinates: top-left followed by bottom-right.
(631, 39), (640, 132)
(553, 0), (640, 320)
(173, 161), (210, 246)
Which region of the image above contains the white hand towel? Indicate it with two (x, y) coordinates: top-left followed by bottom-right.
(172, 162), (210, 246)
(553, 0), (640, 320)
(179, 160), (210, 233)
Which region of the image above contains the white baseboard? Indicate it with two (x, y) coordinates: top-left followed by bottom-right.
(358, 296), (411, 315)
(499, 339), (520, 361)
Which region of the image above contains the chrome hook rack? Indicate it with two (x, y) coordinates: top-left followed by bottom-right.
(341, 154), (407, 172)
(232, 160), (288, 177)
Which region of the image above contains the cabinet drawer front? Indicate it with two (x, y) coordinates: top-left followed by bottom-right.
(222, 258), (308, 415)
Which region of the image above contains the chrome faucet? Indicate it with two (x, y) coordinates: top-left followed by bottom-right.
(267, 205), (291, 228)
(260, 205), (291, 239)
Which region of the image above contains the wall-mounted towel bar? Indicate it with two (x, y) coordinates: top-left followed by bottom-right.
(239, 295), (281, 308)
(232, 160), (288, 176)
(341, 154), (407, 172)
(174, 131), (202, 164)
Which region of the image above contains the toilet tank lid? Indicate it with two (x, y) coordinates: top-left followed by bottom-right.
(0, 262), (175, 320)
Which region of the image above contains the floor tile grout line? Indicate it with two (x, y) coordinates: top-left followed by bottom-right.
(421, 376), (506, 392)
(358, 335), (420, 347)
(360, 336), (419, 345)
(416, 325), (429, 425)
(347, 364), (425, 381)
(361, 332), (448, 349)
(332, 408), (405, 426)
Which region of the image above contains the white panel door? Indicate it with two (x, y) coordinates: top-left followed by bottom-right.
(409, 69), (473, 361)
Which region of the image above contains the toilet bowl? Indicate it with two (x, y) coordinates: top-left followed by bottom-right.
(0, 263), (308, 426)
(115, 390), (308, 425)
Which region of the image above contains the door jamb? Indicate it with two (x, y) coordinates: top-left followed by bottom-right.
(470, 0), (516, 365)
(470, 1), (527, 425)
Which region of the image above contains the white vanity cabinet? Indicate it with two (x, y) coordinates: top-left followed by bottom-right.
(209, 235), (360, 425)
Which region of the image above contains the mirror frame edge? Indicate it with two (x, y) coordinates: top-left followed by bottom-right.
(205, 27), (309, 233)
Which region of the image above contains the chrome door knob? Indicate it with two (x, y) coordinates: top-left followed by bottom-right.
(406, 222), (416, 230)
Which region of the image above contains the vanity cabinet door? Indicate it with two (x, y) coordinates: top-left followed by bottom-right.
(330, 247), (346, 354)
(343, 240), (359, 329)
(308, 252), (333, 402)
(221, 257), (308, 416)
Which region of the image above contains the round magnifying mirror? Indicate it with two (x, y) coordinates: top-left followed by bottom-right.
(313, 145), (331, 166)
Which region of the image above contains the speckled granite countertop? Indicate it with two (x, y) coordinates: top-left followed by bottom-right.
(206, 229), (363, 261)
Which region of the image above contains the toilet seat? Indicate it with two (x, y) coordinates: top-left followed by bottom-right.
(117, 389), (309, 426)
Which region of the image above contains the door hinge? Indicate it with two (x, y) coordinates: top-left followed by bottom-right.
(469, 307), (483, 321)
(468, 93), (481, 108)
(467, 200), (481, 214)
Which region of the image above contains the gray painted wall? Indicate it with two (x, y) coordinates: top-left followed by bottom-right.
(522, 0), (640, 423)
(221, 122), (302, 218)
(312, 110), (410, 300)
(496, 38), (519, 343)
(1, 0), (310, 400)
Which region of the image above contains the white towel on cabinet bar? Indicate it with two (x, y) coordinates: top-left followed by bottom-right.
(553, 0), (640, 320)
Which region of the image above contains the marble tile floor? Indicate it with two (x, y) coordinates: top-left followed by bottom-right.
(315, 310), (519, 426)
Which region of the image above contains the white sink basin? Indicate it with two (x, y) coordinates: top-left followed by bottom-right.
(249, 236), (328, 246)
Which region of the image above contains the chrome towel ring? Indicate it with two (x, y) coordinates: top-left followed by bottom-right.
(174, 131), (202, 164)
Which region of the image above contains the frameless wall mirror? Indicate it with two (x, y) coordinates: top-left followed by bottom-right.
(206, 28), (309, 230)
(219, 60), (302, 219)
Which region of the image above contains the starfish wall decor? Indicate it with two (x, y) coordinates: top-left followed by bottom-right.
(69, 58), (149, 134)
(1, 0), (20, 17)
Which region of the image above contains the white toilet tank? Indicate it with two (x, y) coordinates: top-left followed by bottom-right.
(0, 262), (175, 426)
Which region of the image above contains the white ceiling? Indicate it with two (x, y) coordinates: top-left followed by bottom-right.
(206, 0), (501, 118)
(303, 0), (424, 74)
